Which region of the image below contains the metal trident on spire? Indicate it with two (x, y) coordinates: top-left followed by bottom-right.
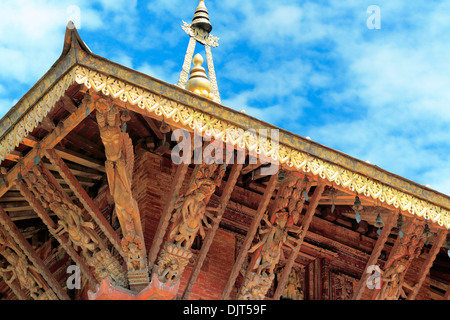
(177, 0), (221, 103)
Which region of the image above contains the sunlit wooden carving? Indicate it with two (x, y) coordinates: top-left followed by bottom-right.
(0, 229), (56, 300)
(248, 212), (302, 276)
(278, 267), (304, 300)
(93, 96), (148, 289)
(375, 223), (425, 300)
(23, 164), (127, 288)
(155, 163), (225, 283)
(168, 164), (225, 249)
(237, 269), (274, 300)
(238, 175), (306, 299)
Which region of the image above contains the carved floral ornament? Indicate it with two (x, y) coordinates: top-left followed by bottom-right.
(181, 21), (219, 47)
(1, 65), (450, 230)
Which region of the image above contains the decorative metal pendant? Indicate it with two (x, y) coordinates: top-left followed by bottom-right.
(355, 212), (361, 224)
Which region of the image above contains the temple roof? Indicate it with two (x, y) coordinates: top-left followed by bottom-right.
(0, 21), (449, 230)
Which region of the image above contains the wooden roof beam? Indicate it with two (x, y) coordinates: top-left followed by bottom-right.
(444, 282), (450, 300)
(221, 173), (279, 300)
(44, 148), (124, 258)
(43, 161), (104, 180)
(54, 147), (105, 173)
(141, 115), (164, 140)
(0, 205), (69, 300)
(182, 163), (243, 299)
(5, 151), (22, 162)
(352, 210), (398, 300)
(64, 132), (105, 159)
(0, 95), (95, 198)
(407, 230), (448, 300)
(272, 182), (324, 300)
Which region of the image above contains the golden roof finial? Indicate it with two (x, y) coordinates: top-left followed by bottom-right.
(191, 0), (212, 33)
(185, 53), (214, 100)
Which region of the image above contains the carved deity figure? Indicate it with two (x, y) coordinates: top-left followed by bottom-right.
(0, 239), (44, 300)
(155, 242), (193, 283)
(375, 222), (425, 300)
(168, 163), (225, 249)
(376, 256), (409, 300)
(279, 267), (304, 300)
(249, 211), (302, 276)
(238, 270), (274, 300)
(22, 165), (127, 287)
(94, 99), (147, 277)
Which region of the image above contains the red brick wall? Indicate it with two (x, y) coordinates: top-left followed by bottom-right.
(132, 150), (236, 300)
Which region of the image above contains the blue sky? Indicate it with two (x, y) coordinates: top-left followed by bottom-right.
(1, 0), (450, 195)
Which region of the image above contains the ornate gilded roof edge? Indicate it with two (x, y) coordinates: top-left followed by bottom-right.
(71, 62), (450, 229)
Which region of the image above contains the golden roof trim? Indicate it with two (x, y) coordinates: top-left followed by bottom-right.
(73, 65), (450, 229)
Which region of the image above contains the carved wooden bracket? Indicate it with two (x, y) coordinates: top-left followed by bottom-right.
(154, 162), (225, 285)
(94, 98), (149, 291)
(0, 221), (58, 300)
(21, 163), (127, 288)
(373, 218), (426, 300)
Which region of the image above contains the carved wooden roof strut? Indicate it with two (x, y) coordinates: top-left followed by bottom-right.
(182, 163), (243, 299)
(221, 173), (279, 300)
(352, 210), (398, 300)
(273, 183), (325, 300)
(17, 180), (98, 287)
(407, 230), (447, 300)
(147, 150), (191, 271)
(44, 148), (124, 258)
(0, 206), (69, 300)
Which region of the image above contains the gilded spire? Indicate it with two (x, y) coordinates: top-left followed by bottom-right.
(185, 53), (215, 100)
(191, 0), (212, 33)
(177, 0), (221, 103)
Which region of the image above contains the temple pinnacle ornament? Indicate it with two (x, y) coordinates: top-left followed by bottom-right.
(191, 0), (212, 33)
(185, 53), (215, 101)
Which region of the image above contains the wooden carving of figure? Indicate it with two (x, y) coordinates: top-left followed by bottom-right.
(394, 224), (424, 261)
(376, 256), (409, 300)
(249, 210), (302, 276)
(96, 103), (140, 234)
(122, 234), (145, 271)
(168, 164), (225, 249)
(158, 256), (179, 281)
(54, 202), (99, 257)
(0, 247), (42, 299)
(95, 100), (146, 273)
(279, 268), (304, 300)
(25, 169), (100, 258)
(240, 283), (265, 300)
